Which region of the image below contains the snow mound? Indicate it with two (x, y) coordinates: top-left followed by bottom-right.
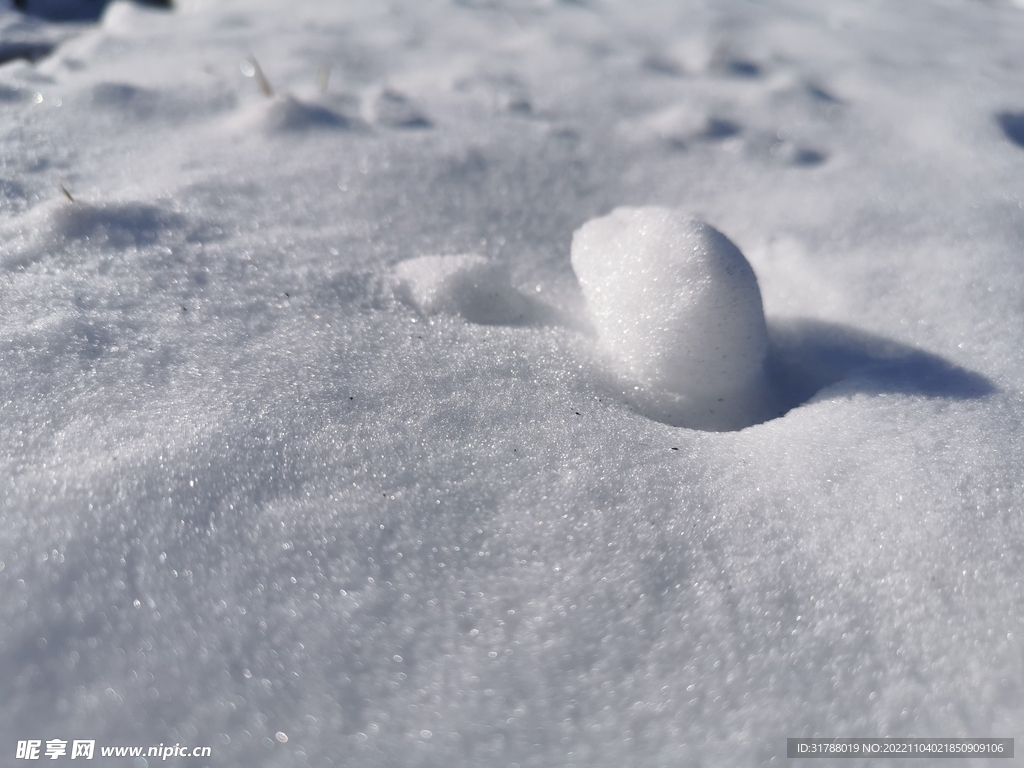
(234, 94), (349, 134)
(571, 206), (774, 431)
(393, 254), (535, 325)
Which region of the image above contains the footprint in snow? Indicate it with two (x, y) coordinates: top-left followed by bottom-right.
(367, 88), (432, 129)
(392, 254), (558, 327)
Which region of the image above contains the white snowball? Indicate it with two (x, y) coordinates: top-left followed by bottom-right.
(571, 206), (773, 429)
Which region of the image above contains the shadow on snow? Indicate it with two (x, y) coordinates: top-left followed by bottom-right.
(767, 317), (995, 414)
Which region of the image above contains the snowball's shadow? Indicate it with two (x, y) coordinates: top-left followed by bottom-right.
(996, 111), (1024, 149)
(767, 318), (995, 414)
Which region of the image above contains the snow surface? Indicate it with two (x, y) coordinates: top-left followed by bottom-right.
(1, 0), (1024, 766)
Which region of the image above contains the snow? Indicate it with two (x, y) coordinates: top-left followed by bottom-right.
(571, 207), (772, 431)
(1, 0), (1023, 766)
(394, 254), (538, 326)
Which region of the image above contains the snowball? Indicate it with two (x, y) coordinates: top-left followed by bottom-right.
(571, 206), (773, 429)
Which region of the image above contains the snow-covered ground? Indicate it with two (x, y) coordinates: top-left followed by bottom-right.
(2, 0), (1024, 765)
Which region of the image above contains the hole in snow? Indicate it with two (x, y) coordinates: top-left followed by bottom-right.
(368, 89), (431, 129)
(725, 59), (761, 78)
(393, 254), (560, 326)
